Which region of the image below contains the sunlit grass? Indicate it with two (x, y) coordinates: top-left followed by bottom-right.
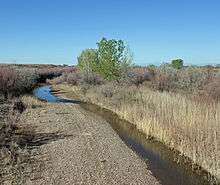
(58, 83), (220, 181)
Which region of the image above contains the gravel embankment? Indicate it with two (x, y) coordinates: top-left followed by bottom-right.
(20, 102), (160, 185)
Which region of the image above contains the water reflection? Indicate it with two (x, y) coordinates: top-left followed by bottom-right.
(33, 86), (80, 104)
(81, 103), (217, 185)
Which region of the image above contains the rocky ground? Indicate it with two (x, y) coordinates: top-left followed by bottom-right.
(19, 99), (160, 185)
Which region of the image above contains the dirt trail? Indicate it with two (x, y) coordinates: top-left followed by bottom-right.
(20, 102), (160, 185)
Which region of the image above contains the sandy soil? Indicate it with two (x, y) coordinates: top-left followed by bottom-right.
(20, 101), (160, 185)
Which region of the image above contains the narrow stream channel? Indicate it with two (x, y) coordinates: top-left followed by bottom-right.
(33, 86), (218, 185)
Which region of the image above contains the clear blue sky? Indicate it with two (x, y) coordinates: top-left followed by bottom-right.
(0, 0), (220, 65)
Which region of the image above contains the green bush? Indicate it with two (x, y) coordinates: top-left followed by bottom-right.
(77, 49), (98, 73)
(171, 59), (184, 69)
(77, 38), (132, 81)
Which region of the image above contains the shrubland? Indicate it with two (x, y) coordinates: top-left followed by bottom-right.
(0, 65), (76, 99)
(53, 67), (220, 182)
(0, 64), (75, 183)
(0, 97), (32, 184)
(52, 37), (220, 182)
(72, 83), (220, 182)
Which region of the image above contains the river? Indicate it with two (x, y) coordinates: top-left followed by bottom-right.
(33, 86), (218, 185)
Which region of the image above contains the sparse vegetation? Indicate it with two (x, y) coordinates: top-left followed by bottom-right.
(0, 65), (76, 99)
(37, 66), (76, 83)
(54, 81), (220, 182)
(53, 71), (103, 86)
(50, 40), (220, 182)
(0, 64), (75, 183)
(0, 67), (18, 99)
(0, 97), (37, 184)
(1, 39), (220, 183)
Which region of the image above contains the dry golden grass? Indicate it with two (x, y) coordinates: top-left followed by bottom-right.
(21, 95), (45, 109)
(54, 83), (220, 181)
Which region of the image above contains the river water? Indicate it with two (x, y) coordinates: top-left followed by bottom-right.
(33, 86), (218, 185)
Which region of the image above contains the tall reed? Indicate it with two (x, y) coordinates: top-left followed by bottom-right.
(77, 84), (220, 180)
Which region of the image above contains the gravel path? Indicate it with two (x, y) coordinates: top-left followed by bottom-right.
(20, 102), (160, 185)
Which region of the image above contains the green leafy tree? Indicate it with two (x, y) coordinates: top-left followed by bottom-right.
(97, 38), (131, 80)
(77, 38), (132, 80)
(171, 59), (184, 69)
(77, 49), (98, 73)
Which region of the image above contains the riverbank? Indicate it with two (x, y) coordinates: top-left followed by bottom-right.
(0, 96), (42, 184)
(51, 83), (220, 184)
(19, 95), (160, 184)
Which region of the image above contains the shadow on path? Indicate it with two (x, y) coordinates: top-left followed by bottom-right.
(16, 131), (73, 148)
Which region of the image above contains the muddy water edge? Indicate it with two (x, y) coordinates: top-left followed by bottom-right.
(33, 86), (219, 185)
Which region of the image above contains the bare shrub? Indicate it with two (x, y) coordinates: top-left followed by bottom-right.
(127, 71), (153, 86)
(16, 68), (39, 94)
(151, 66), (216, 94)
(152, 65), (177, 91)
(80, 84), (90, 95)
(66, 73), (81, 85)
(79, 72), (104, 85)
(99, 83), (120, 98)
(101, 87), (114, 98)
(38, 67), (76, 82)
(204, 80), (220, 100)
(0, 67), (18, 99)
(52, 72), (80, 85)
(0, 67), (39, 99)
(53, 71), (103, 86)
(175, 67), (215, 92)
